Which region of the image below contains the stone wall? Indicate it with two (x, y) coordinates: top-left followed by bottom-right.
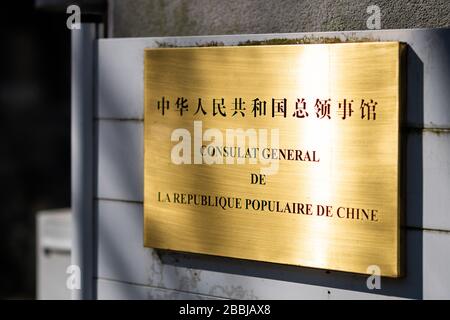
(109, 0), (450, 38)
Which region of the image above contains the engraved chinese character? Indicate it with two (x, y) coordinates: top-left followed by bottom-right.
(213, 98), (226, 117)
(175, 97), (188, 116)
(157, 97), (169, 116)
(338, 99), (354, 120)
(272, 98), (287, 118)
(251, 98), (267, 117)
(232, 98), (246, 117)
(292, 98), (308, 118)
(314, 98), (331, 119)
(193, 98), (207, 116)
(360, 99), (377, 120)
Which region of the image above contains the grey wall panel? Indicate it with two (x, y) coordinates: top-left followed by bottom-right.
(96, 120), (143, 202)
(97, 29), (450, 128)
(423, 230), (450, 299)
(97, 278), (220, 300)
(97, 41), (151, 120)
(405, 130), (450, 231)
(421, 131), (450, 231)
(96, 199), (450, 299)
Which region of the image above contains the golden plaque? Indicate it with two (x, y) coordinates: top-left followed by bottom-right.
(144, 42), (404, 277)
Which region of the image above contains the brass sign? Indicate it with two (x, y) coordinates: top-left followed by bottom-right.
(144, 42), (404, 277)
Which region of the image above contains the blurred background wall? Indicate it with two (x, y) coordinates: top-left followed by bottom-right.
(0, 1), (70, 299)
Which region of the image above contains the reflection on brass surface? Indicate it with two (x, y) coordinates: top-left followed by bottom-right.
(144, 42), (404, 277)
